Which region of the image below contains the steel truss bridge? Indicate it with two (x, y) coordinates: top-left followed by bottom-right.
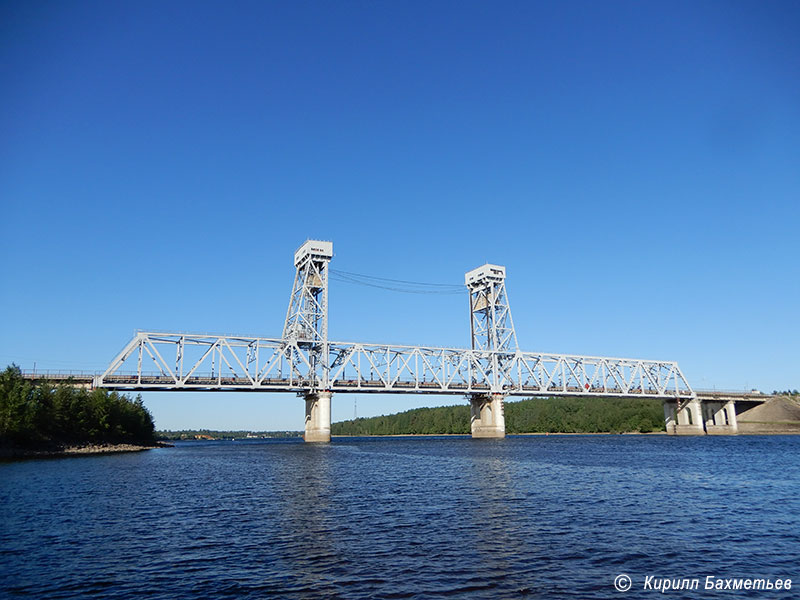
(77, 239), (694, 440)
(98, 332), (692, 399)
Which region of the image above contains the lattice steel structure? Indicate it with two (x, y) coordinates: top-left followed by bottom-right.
(95, 239), (694, 403)
(466, 264), (517, 353)
(465, 264), (518, 393)
(96, 331), (694, 399)
(282, 240), (332, 390)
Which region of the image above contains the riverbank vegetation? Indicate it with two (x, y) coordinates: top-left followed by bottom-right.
(0, 365), (157, 450)
(331, 396), (665, 436)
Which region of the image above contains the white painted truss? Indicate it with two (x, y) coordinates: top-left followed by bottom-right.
(95, 238), (694, 400)
(466, 264), (517, 353)
(95, 331), (694, 399)
(283, 240), (331, 344)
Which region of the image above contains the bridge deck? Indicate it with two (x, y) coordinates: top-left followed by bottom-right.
(23, 372), (695, 399)
(96, 375), (683, 396)
(80, 331), (697, 399)
(22, 371), (769, 405)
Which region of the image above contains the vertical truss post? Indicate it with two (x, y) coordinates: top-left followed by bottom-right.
(465, 264), (518, 389)
(283, 240), (333, 390)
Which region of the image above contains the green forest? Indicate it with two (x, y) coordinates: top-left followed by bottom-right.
(331, 396), (666, 436)
(0, 365), (157, 449)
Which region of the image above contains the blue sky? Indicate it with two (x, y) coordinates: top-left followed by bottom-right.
(1, 1), (798, 430)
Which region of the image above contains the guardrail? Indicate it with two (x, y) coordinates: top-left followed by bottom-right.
(694, 389), (770, 400)
(22, 370), (98, 379)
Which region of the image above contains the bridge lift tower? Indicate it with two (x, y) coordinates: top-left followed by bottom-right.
(294, 246), (522, 441)
(283, 240), (333, 442)
(466, 264), (517, 438)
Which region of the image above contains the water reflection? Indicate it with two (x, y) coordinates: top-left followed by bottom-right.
(463, 440), (538, 595)
(278, 444), (337, 597)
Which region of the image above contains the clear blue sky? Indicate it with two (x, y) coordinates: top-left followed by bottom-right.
(1, 1), (798, 430)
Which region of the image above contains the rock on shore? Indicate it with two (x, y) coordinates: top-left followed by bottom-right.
(0, 442), (171, 459)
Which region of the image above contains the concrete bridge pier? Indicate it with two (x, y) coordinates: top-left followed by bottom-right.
(704, 399), (738, 435)
(304, 390), (332, 443)
(664, 398), (705, 435)
(470, 393), (506, 438)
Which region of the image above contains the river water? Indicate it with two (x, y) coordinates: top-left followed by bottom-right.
(1, 435), (799, 599)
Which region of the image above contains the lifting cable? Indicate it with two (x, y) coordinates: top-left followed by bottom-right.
(329, 269), (465, 295)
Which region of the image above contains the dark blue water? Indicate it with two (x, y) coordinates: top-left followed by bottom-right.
(1, 436), (799, 599)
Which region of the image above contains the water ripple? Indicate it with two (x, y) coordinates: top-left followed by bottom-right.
(1, 435), (799, 598)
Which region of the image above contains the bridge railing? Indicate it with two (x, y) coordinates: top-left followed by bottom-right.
(22, 370), (97, 380)
(694, 389), (765, 395)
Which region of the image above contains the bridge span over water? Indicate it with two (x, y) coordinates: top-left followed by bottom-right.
(24, 240), (751, 441)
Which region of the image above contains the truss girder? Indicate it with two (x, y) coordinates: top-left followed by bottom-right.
(95, 331), (694, 399)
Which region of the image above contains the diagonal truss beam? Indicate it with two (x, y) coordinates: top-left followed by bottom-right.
(95, 331), (694, 399)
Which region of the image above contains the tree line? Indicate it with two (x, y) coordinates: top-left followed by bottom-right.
(156, 429), (300, 440)
(331, 396), (666, 436)
(0, 365), (157, 448)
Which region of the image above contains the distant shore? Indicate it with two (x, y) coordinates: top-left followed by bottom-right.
(0, 442), (172, 460)
(332, 430), (799, 438)
(332, 431), (670, 438)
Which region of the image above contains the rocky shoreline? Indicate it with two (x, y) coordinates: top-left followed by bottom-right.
(0, 442), (172, 460)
